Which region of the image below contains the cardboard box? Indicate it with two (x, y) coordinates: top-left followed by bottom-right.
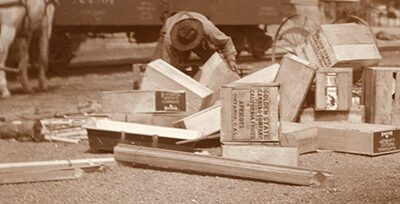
(315, 121), (400, 156)
(315, 68), (352, 111)
(220, 83), (280, 143)
(362, 67), (400, 126)
(140, 59), (213, 113)
(296, 23), (381, 68)
(102, 90), (186, 113)
(274, 54), (317, 122)
(193, 53), (240, 104)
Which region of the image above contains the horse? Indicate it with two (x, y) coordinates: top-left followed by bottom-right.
(0, 0), (56, 98)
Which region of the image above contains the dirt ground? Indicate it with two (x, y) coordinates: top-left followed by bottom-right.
(0, 40), (400, 203)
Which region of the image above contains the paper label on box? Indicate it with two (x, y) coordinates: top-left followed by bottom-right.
(231, 88), (271, 141)
(373, 130), (400, 153)
(155, 91), (186, 111)
(325, 73), (338, 110)
(307, 31), (336, 68)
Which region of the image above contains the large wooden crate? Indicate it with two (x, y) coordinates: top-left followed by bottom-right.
(274, 54), (317, 122)
(362, 67), (400, 126)
(220, 83), (280, 143)
(102, 90), (186, 113)
(315, 68), (352, 111)
(296, 23), (381, 68)
(193, 53), (240, 104)
(140, 59), (213, 113)
(315, 121), (400, 156)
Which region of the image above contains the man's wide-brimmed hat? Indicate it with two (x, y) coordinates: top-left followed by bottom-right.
(170, 18), (204, 51)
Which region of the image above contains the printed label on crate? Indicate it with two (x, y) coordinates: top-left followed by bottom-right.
(325, 72), (338, 110)
(308, 32), (336, 68)
(326, 72), (337, 86)
(373, 130), (400, 153)
(231, 88), (271, 141)
(155, 91), (186, 111)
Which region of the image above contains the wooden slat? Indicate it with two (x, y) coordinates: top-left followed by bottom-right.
(0, 157), (115, 174)
(0, 168), (83, 185)
(194, 53), (240, 104)
(114, 144), (332, 187)
(140, 59), (213, 113)
(274, 54), (316, 122)
(109, 112), (190, 127)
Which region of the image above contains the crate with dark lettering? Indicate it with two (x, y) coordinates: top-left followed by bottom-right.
(220, 83), (280, 143)
(295, 23), (381, 69)
(315, 68), (352, 111)
(362, 67), (400, 126)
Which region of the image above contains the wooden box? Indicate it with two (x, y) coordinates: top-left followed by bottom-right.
(280, 121), (318, 155)
(222, 143), (299, 167)
(102, 90), (186, 113)
(220, 83), (280, 143)
(362, 67), (400, 126)
(315, 121), (400, 156)
(274, 54), (317, 122)
(193, 53), (240, 104)
(140, 59), (213, 113)
(300, 105), (365, 123)
(233, 63), (280, 84)
(296, 23), (381, 68)
(85, 119), (202, 152)
(173, 103), (221, 137)
(315, 68), (352, 111)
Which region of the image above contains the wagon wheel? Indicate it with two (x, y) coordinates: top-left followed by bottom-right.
(333, 14), (378, 45)
(271, 15), (319, 63)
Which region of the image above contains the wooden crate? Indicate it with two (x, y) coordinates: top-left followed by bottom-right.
(193, 53), (240, 104)
(315, 121), (400, 156)
(233, 63), (280, 84)
(300, 105), (365, 123)
(173, 104), (221, 137)
(222, 143), (299, 167)
(315, 68), (352, 111)
(362, 67), (400, 126)
(274, 54), (317, 122)
(140, 59), (213, 113)
(220, 83), (280, 143)
(280, 122), (318, 155)
(296, 23), (381, 68)
(102, 90), (186, 113)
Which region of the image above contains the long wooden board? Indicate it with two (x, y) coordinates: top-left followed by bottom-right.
(140, 59), (213, 113)
(0, 168), (83, 185)
(114, 144), (332, 187)
(274, 54), (317, 122)
(110, 112), (190, 127)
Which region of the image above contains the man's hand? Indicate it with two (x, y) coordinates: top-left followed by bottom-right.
(226, 55), (242, 76)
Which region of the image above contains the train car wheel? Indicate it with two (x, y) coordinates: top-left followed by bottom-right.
(271, 15), (319, 63)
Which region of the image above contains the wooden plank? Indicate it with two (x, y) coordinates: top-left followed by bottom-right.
(220, 83), (280, 142)
(274, 54), (316, 122)
(102, 90), (186, 113)
(0, 158), (115, 174)
(362, 67), (400, 126)
(233, 63), (280, 84)
(300, 105), (365, 123)
(0, 168), (83, 185)
(173, 104), (221, 137)
(280, 122), (318, 154)
(222, 144), (299, 167)
(194, 53), (240, 104)
(315, 68), (352, 111)
(314, 121), (400, 156)
(296, 23), (381, 68)
(132, 64), (143, 90)
(114, 144), (333, 187)
(140, 59), (213, 113)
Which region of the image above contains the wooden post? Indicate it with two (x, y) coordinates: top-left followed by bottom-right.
(114, 144), (333, 187)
